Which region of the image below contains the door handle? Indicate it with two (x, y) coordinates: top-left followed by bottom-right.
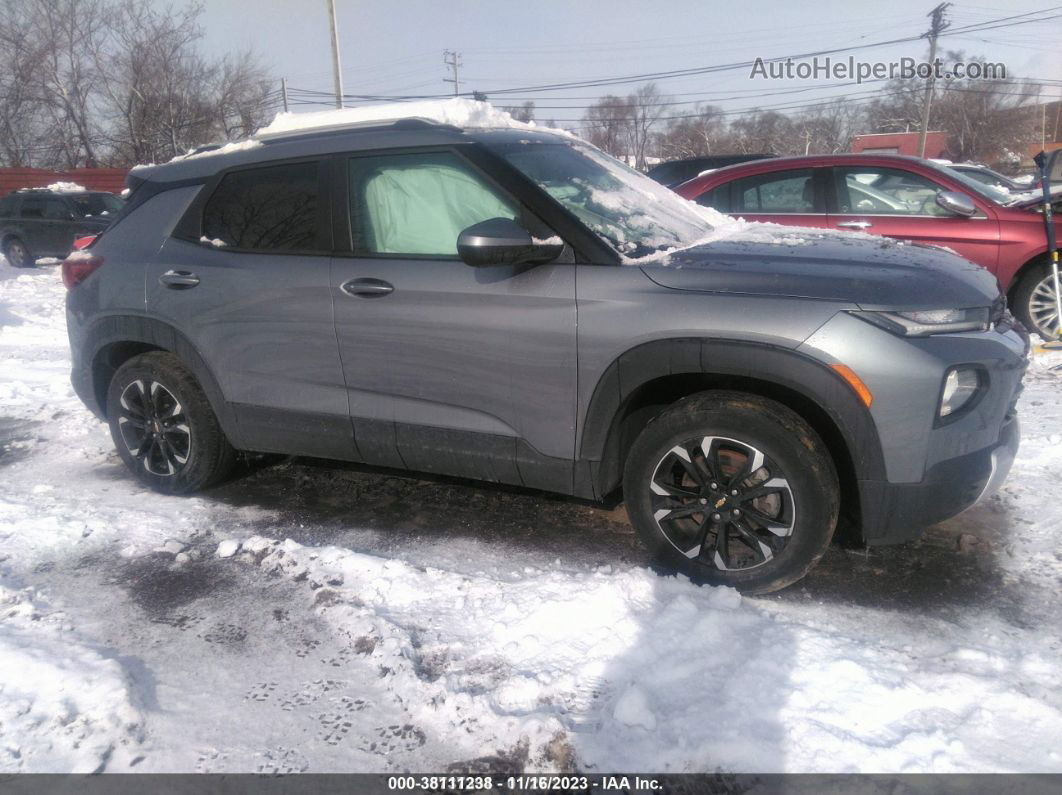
(341, 277), (394, 298)
(837, 220), (873, 230)
(159, 270), (200, 289)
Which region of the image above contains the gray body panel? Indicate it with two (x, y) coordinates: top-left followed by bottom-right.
(66, 121), (1029, 547)
(332, 256), (576, 462)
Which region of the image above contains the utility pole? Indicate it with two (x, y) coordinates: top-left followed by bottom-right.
(327, 0), (344, 109)
(918, 2), (950, 158)
(443, 50), (461, 97)
(804, 128), (811, 155)
(281, 77), (289, 113)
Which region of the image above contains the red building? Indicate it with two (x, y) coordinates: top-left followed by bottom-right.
(0, 167), (128, 196)
(851, 131), (947, 158)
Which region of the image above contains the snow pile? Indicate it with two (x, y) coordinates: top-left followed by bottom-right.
(258, 98), (577, 140)
(38, 182), (86, 193)
(3, 254), (1062, 773)
(0, 580), (142, 772)
(225, 535), (1062, 772)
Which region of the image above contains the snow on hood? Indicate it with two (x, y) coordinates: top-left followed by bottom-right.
(624, 205), (880, 265)
(257, 98), (578, 140)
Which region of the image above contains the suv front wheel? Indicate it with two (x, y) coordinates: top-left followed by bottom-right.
(623, 392), (839, 594)
(106, 352), (235, 494)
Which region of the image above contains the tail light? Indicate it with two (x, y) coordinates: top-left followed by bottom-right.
(62, 252), (104, 289)
(73, 234), (98, 250)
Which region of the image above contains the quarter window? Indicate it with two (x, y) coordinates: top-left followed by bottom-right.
(730, 169), (816, 213)
(202, 161), (323, 251)
(348, 151), (518, 256)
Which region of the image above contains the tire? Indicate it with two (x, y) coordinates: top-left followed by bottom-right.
(3, 237), (32, 268)
(623, 391), (839, 594)
(106, 351), (236, 494)
(1012, 262), (1060, 341)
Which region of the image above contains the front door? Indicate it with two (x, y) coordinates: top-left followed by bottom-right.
(827, 165), (1001, 272)
(331, 149), (578, 492)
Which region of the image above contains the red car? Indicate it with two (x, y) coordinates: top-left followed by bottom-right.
(675, 154), (1061, 338)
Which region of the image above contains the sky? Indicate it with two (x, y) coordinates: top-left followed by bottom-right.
(188, 0), (1062, 131)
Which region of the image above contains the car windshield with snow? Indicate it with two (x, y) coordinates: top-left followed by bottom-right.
(62, 100), (1028, 594)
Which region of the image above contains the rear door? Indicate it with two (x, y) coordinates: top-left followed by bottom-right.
(330, 148), (578, 490)
(826, 165), (1001, 271)
(697, 167), (832, 230)
(149, 159), (353, 460)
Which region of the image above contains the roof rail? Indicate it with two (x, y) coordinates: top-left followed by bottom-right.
(257, 115), (461, 142)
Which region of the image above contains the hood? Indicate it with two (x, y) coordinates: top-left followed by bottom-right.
(639, 232), (1000, 310)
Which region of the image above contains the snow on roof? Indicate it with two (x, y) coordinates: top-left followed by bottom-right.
(37, 181), (87, 193)
(256, 98), (577, 140)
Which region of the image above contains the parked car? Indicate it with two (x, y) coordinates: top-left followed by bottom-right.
(64, 116), (1027, 593)
(0, 188), (122, 267)
(647, 154), (776, 188)
(675, 153), (1062, 339)
(947, 163), (1035, 193)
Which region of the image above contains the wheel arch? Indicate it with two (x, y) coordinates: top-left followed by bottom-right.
(579, 338), (887, 541)
(82, 316), (238, 443)
(1005, 250), (1049, 301)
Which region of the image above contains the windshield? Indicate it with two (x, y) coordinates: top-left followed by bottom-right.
(921, 160), (1016, 204)
(69, 193), (124, 218)
(492, 141), (710, 259)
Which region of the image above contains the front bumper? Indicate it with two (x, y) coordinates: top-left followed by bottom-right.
(857, 414), (1020, 545)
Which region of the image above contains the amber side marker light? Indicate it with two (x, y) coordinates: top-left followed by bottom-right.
(831, 363), (874, 408)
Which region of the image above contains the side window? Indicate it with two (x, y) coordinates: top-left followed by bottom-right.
(20, 197), (45, 219)
(695, 184), (730, 212)
(44, 198), (70, 220)
(0, 195), (17, 217)
(348, 151), (519, 256)
(202, 161), (323, 251)
(730, 169), (816, 213)
(835, 167), (953, 216)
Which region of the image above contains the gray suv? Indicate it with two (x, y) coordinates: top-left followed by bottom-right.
(63, 117), (1028, 593)
(1, 188), (122, 267)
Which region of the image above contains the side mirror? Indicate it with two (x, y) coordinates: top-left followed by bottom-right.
(935, 191), (978, 217)
(457, 218), (563, 267)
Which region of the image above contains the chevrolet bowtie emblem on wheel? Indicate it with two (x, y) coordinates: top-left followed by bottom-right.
(715, 497), (727, 509)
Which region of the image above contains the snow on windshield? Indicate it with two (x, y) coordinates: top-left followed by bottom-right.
(498, 142), (713, 259)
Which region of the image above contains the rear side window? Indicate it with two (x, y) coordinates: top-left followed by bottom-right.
(202, 161), (324, 251)
(0, 195), (18, 216)
(20, 197), (45, 218)
(695, 185), (730, 212)
(730, 169), (817, 213)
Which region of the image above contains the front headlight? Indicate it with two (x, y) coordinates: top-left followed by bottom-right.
(851, 307), (991, 337)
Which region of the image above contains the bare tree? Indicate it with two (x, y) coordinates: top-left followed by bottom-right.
(501, 101), (535, 123)
(0, 0), (277, 169)
(657, 104), (726, 159)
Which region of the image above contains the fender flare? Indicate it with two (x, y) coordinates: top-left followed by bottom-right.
(578, 337), (887, 497)
(79, 314), (239, 443)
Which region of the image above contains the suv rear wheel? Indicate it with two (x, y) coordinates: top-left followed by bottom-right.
(1012, 262), (1060, 340)
(106, 352), (235, 494)
(3, 237), (32, 268)
(623, 391), (839, 594)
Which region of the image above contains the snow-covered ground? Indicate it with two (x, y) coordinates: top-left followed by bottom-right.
(1, 259), (1061, 774)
